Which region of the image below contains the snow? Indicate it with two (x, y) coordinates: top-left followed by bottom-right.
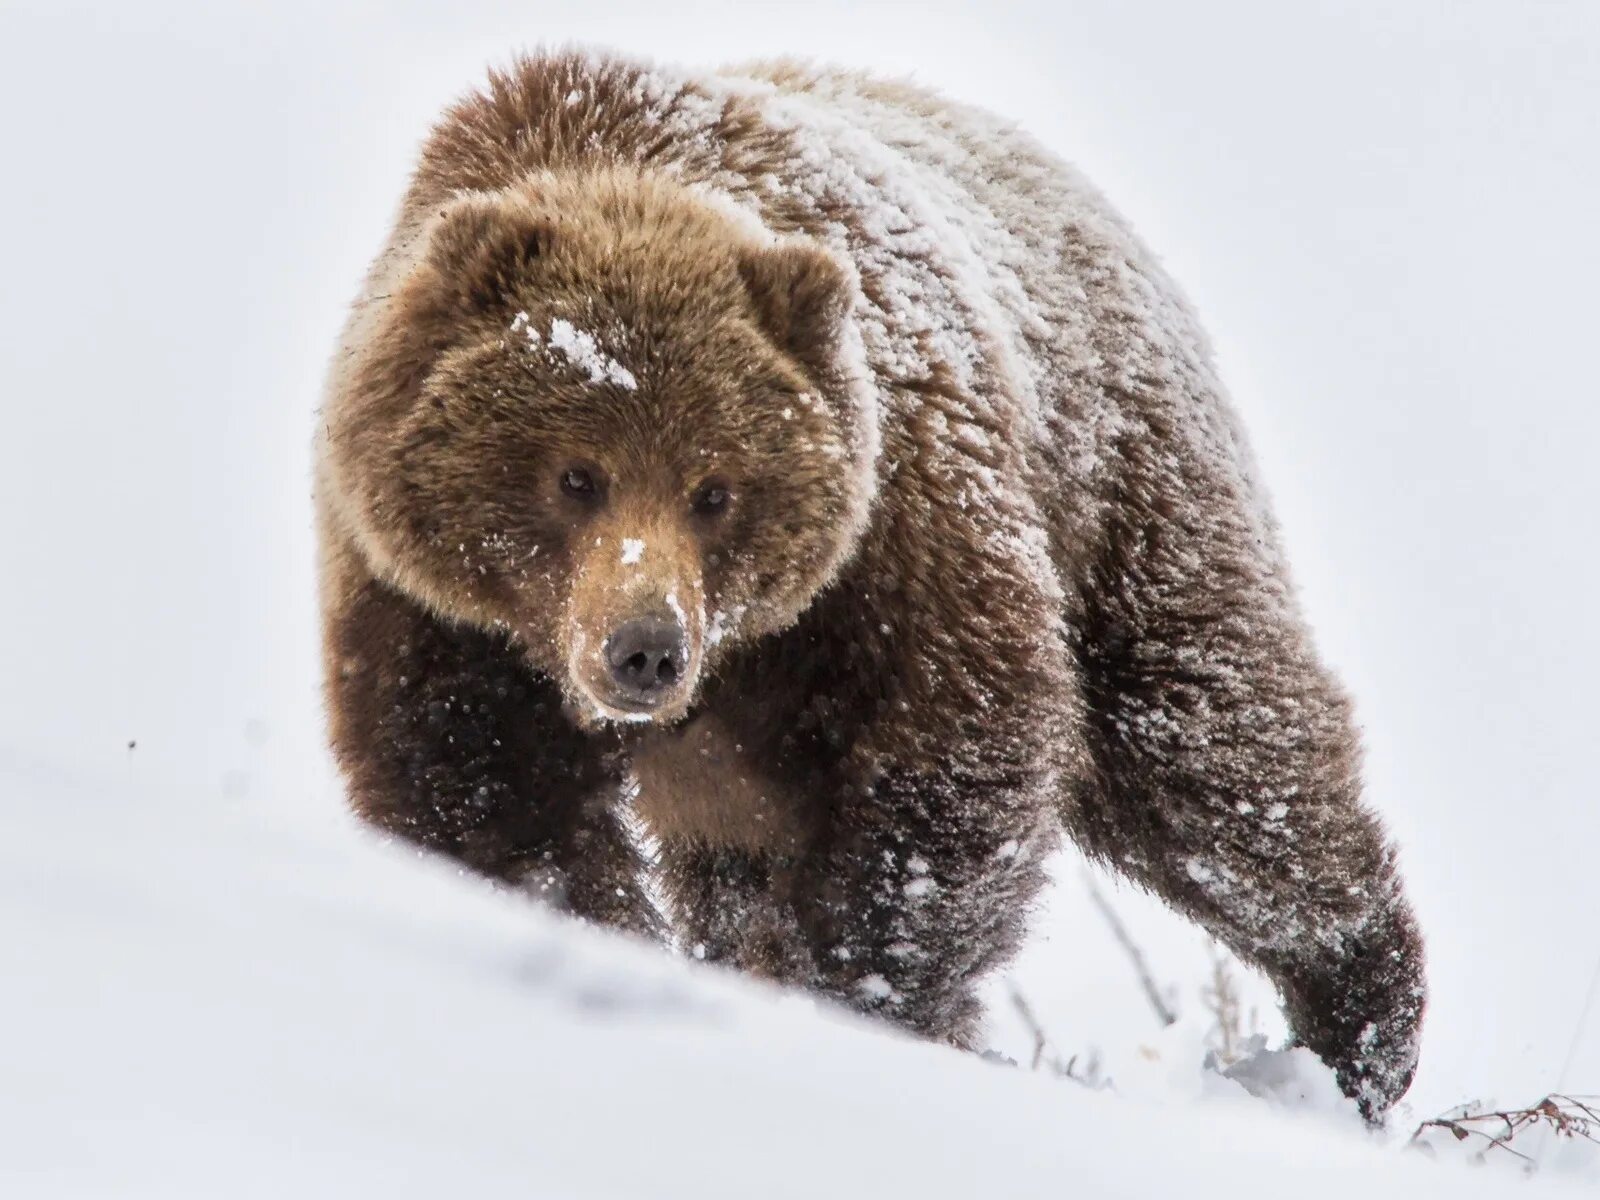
(664, 588), (690, 631)
(2, 1), (1598, 1195)
(511, 311), (639, 390)
(547, 317), (639, 391)
(2, 752), (1587, 1197)
(621, 537), (645, 565)
(705, 603), (746, 648)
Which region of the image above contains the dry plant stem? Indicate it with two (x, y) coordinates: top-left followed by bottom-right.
(1412, 1094), (1600, 1168)
(1008, 985), (1051, 1072)
(1005, 985), (1105, 1088)
(1558, 953), (1600, 1089)
(1083, 872), (1177, 1028)
(1202, 939), (1255, 1063)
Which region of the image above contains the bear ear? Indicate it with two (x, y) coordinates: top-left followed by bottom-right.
(421, 193), (556, 313)
(738, 239), (853, 365)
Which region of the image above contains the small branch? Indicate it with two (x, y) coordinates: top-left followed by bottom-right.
(1558, 951), (1600, 1090)
(1083, 871), (1177, 1028)
(1008, 986), (1050, 1072)
(1412, 1094), (1600, 1171)
(1005, 984), (1108, 1090)
(1200, 939), (1257, 1066)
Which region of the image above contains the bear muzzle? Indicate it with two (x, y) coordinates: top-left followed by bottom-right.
(602, 614), (689, 711)
(570, 603), (699, 725)
(562, 526), (706, 725)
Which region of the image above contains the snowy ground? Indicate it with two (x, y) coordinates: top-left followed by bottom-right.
(3, 747), (1591, 1198)
(3, 1), (1598, 1195)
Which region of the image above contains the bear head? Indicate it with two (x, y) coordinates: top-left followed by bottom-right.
(323, 169), (878, 727)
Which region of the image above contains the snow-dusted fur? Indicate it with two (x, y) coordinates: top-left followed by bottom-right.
(316, 51), (1425, 1118)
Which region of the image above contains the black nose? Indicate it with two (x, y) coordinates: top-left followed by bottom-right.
(604, 616), (686, 703)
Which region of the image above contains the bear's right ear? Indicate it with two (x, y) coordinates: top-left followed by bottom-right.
(419, 194), (556, 313)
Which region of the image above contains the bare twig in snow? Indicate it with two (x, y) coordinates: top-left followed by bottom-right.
(1008, 985), (1049, 1072)
(1411, 1094), (1600, 1173)
(1200, 939), (1258, 1067)
(1005, 985), (1108, 1090)
(1558, 951), (1600, 1091)
(1082, 871), (1177, 1028)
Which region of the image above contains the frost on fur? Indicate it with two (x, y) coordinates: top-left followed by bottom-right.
(317, 49), (1428, 1124)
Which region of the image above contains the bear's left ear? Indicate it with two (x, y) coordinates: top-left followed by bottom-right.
(738, 239), (853, 367)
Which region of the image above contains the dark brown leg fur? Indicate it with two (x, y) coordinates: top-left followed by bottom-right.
(794, 762), (1059, 1047)
(659, 786), (1056, 1048)
(1066, 442), (1425, 1120)
(658, 845), (816, 983)
(656, 527), (1068, 1048)
(324, 553), (660, 938)
(660, 768), (1057, 1048)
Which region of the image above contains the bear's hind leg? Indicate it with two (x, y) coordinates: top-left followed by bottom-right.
(1069, 485), (1425, 1119)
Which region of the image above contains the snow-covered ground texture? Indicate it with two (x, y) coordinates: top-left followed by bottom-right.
(3, 750), (1592, 1199)
(2, 0), (1598, 1195)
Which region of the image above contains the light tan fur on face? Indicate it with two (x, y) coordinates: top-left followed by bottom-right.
(562, 500), (705, 727)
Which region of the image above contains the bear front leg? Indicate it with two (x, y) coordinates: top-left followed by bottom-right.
(1070, 451), (1425, 1119)
(657, 843), (817, 984)
(677, 503), (1077, 1048)
(323, 554), (660, 938)
(654, 614), (1066, 1045)
(658, 764), (1056, 1048)
(796, 758), (1058, 1049)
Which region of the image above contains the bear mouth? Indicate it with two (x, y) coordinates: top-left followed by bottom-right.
(570, 679), (696, 729)
(589, 694), (665, 723)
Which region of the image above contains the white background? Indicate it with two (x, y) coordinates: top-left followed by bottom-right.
(2, 0), (1596, 1157)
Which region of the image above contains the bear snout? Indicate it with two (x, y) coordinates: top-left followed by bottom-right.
(559, 518), (707, 725)
(603, 615), (688, 707)
(565, 586), (703, 726)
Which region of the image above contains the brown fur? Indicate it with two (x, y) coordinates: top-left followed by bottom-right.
(630, 717), (809, 855)
(317, 51), (1426, 1119)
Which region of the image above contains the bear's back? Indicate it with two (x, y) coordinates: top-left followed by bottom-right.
(725, 61), (1251, 568)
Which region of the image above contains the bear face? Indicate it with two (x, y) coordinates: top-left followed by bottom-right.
(322, 170), (878, 727)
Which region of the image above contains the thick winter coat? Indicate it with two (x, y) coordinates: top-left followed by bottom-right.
(316, 51), (1425, 1118)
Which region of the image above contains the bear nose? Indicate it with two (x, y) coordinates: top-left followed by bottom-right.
(604, 616), (686, 704)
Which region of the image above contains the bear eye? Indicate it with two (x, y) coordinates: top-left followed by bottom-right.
(691, 481), (732, 517)
(560, 466), (601, 502)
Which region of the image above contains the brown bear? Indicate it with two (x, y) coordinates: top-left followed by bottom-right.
(316, 50), (1425, 1118)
